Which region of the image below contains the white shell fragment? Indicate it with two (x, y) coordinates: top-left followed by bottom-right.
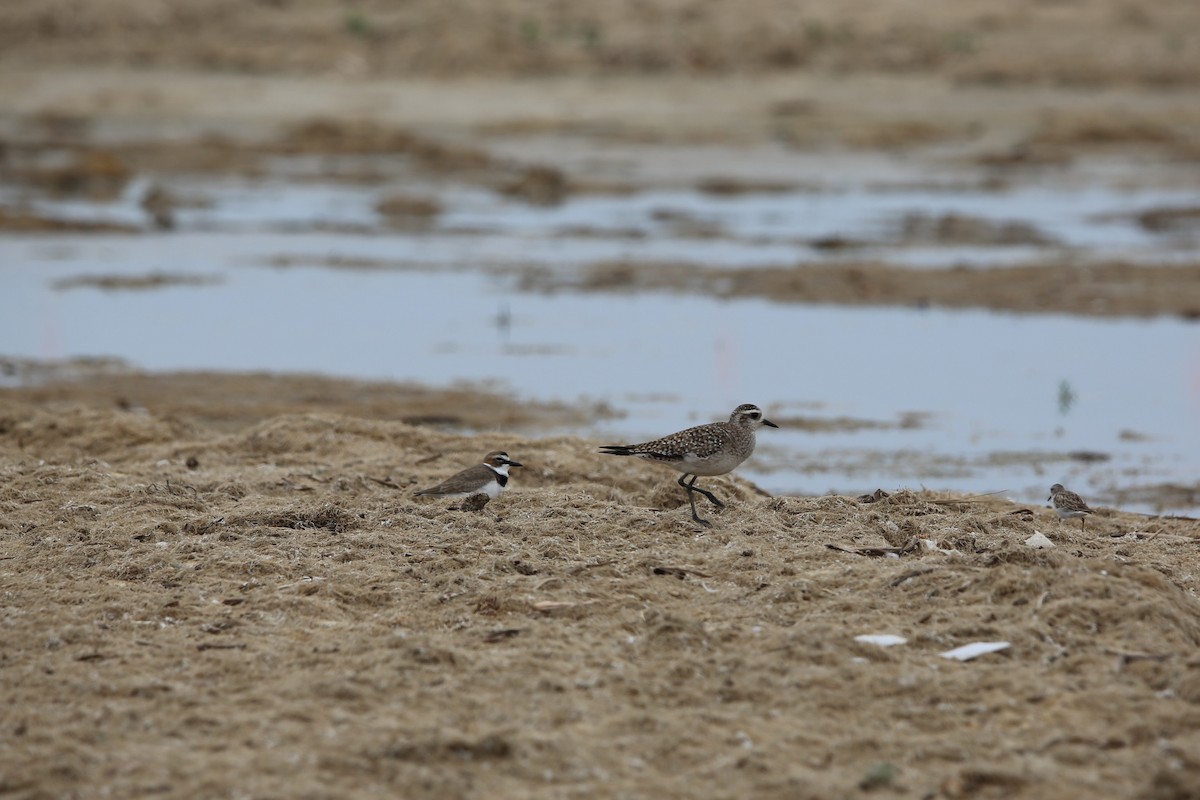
(940, 641), (1011, 661)
(855, 634), (908, 648)
(1024, 532), (1055, 549)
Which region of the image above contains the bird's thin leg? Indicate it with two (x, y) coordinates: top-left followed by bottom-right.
(691, 481), (724, 508)
(677, 474), (711, 527)
(1081, 517), (1086, 532)
(677, 473), (723, 508)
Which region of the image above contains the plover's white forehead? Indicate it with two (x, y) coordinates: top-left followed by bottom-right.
(483, 450), (523, 468)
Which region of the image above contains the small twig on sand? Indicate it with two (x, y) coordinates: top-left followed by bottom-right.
(652, 565), (712, 580)
(888, 567), (936, 587)
(531, 600), (598, 613)
(1105, 648), (1173, 672)
(1034, 591), (1051, 612)
(826, 538), (919, 558)
(568, 559), (615, 576)
(365, 475), (403, 490)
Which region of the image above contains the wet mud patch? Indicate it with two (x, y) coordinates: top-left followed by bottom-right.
(5, 148), (132, 199)
(0, 207), (139, 233)
(897, 212), (1056, 247)
(374, 193), (442, 225)
(521, 259), (1200, 319)
(51, 272), (223, 292)
(1134, 205), (1200, 236)
(2, 116), (578, 225)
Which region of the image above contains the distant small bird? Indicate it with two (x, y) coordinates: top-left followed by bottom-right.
(1048, 483), (1096, 531)
(599, 403), (778, 526)
(415, 451), (522, 505)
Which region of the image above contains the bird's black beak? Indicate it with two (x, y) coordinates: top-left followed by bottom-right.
(763, 418), (779, 428)
(507, 459), (524, 468)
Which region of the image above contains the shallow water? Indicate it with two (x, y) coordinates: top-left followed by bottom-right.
(8, 164), (1200, 272)
(4, 155), (1200, 514)
(3, 222), (1198, 516)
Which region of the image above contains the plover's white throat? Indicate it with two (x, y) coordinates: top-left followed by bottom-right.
(1048, 483), (1095, 531)
(415, 451), (522, 501)
(599, 403), (778, 526)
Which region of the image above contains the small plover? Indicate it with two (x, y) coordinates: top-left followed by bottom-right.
(415, 451), (522, 504)
(1048, 483), (1095, 531)
(599, 403), (778, 526)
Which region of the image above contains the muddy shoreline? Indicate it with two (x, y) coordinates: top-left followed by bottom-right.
(4, 105), (1198, 319)
(4, 4), (1200, 796)
(521, 259), (1200, 319)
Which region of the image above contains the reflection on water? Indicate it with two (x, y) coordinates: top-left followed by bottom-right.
(2, 228), (1198, 516)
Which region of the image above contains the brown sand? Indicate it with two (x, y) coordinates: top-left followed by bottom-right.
(3, 375), (1200, 799)
(3, 0), (1199, 87)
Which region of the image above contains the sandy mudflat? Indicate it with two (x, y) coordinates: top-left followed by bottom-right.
(3, 1), (1200, 797)
(2, 376), (1200, 799)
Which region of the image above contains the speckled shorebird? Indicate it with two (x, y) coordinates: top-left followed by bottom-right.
(415, 451), (522, 503)
(1048, 483), (1096, 531)
(599, 403), (778, 526)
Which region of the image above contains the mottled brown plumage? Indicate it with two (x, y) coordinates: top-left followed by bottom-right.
(415, 451), (522, 500)
(600, 404), (777, 526)
(1048, 483), (1095, 531)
